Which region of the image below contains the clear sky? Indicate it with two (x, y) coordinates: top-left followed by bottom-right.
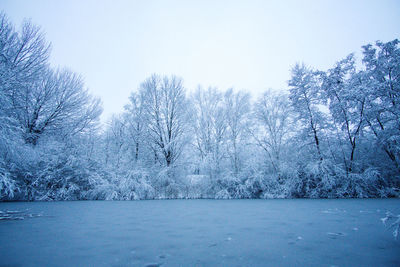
(2, 0), (399, 121)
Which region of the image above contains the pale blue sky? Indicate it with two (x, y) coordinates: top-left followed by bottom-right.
(2, 0), (399, 121)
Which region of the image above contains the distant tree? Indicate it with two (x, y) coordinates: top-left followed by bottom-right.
(191, 86), (227, 178)
(253, 90), (293, 174)
(223, 89), (251, 176)
(140, 74), (188, 167)
(124, 91), (146, 163)
(104, 115), (127, 168)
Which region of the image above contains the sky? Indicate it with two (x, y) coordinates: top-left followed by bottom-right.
(1, 0), (400, 121)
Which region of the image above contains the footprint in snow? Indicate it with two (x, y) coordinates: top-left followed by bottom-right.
(359, 210), (372, 213)
(158, 253), (170, 259)
(288, 236), (303, 245)
(327, 232), (346, 239)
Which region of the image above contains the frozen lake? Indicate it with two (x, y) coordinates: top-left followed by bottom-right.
(1, 199), (399, 267)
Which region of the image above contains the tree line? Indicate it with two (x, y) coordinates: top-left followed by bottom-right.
(0, 12), (399, 200)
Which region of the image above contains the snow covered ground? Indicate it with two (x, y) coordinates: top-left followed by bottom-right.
(0, 199), (399, 266)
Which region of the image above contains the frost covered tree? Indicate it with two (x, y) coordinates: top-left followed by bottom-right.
(13, 68), (102, 145)
(223, 89), (251, 177)
(191, 87), (228, 179)
(124, 92), (146, 163)
(289, 64), (326, 161)
(104, 115), (127, 168)
(362, 39), (400, 171)
(0, 12), (103, 200)
(0, 13), (50, 97)
(0, 13), (101, 146)
(140, 74), (188, 167)
(253, 90), (293, 174)
(321, 54), (367, 173)
(0, 12), (50, 142)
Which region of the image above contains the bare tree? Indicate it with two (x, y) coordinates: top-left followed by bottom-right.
(253, 90), (293, 173)
(14, 68), (102, 145)
(1, 13), (50, 126)
(224, 89), (251, 176)
(103, 115), (126, 168)
(191, 86), (227, 177)
(140, 74), (187, 167)
(289, 63), (326, 161)
(0, 13), (50, 100)
(124, 91), (146, 163)
(321, 55), (366, 173)
(0, 13), (101, 145)
(362, 40), (400, 170)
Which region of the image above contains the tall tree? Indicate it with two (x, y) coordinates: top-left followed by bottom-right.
(0, 13), (50, 94)
(224, 89), (251, 176)
(0, 12), (50, 139)
(253, 90), (293, 174)
(13, 68), (102, 145)
(289, 63), (326, 161)
(362, 39), (400, 170)
(322, 54), (366, 173)
(104, 115), (126, 168)
(191, 86), (227, 178)
(124, 91), (146, 163)
(140, 74), (188, 167)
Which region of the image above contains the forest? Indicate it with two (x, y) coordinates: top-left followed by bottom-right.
(1, 12), (399, 201)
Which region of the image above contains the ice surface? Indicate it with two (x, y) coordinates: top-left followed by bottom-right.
(0, 199), (399, 266)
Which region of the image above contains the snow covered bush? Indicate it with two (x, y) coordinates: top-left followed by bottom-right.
(336, 168), (388, 198)
(82, 171), (121, 201)
(152, 167), (186, 199)
(85, 169), (156, 200)
(184, 175), (211, 198)
(215, 189), (232, 199)
(119, 169), (155, 200)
